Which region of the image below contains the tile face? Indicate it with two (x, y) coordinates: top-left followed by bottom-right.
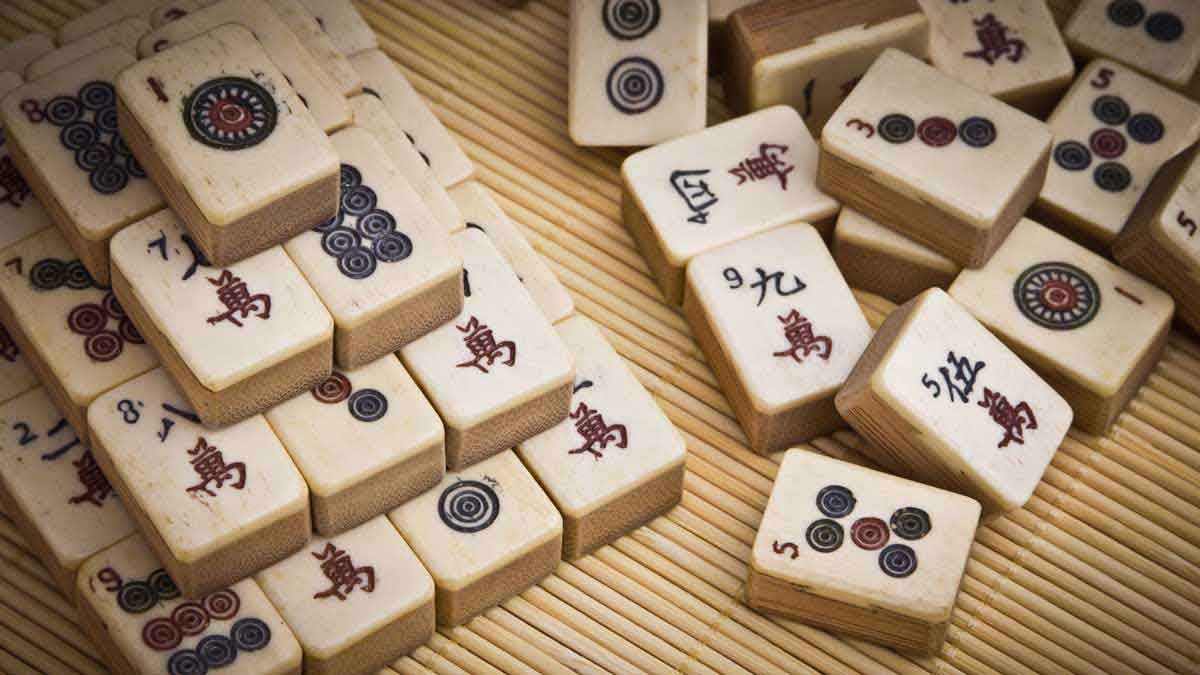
(0, 228), (158, 433)
(388, 450), (562, 626)
(284, 128), (461, 368)
(0, 319), (38, 405)
(300, 0), (378, 56)
(449, 181), (574, 324)
(1037, 60), (1200, 245)
(0, 34), (54, 75)
(949, 218), (1174, 433)
(517, 316), (684, 559)
(26, 18), (149, 81)
(399, 229), (574, 469)
(1064, 0), (1200, 88)
(56, 0), (162, 44)
(684, 223), (870, 453)
(568, 0), (707, 146)
(266, 355), (445, 536)
(88, 368), (311, 596)
(837, 289), (1072, 512)
(350, 50), (474, 188)
(256, 516), (434, 672)
(748, 449), (980, 654)
(0, 387), (136, 593)
(265, 0), (363, 97)
(623, 105), (838, 304)
(832, 208), (960, 305)
(0, 48), (165, 284)
(76, 535), (302, 675)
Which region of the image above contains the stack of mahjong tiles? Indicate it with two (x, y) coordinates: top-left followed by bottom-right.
(0, 2), (691, 674)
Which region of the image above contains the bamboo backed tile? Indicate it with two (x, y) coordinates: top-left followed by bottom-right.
(832, 209), (961, 306)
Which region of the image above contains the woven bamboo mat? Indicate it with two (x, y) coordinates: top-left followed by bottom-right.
(0, 1), (1198, 673)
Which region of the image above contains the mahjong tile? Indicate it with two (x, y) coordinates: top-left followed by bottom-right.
(400, 229), (574, 469)
(1064, 0), (1200, 89)
(0, 319), (38, 405)
(832, 208), (960, 305)
(25, 18), (149, 81)
(256, 516), (434, 674)
(0, 34), (53, 75)
(568, 0), (707, 146)
(0, 48), (165, 284)
(265, 355), (445, 536)
(138, 0), (353, 135)
(0, 387), (136, 596)
(118, 24), (341, 267)
(284, 128), (461, 368)
(747, 449), (980, 655)
(449, 181), (574, 324)
(837, 289), (1072, 512)
(109, 209), (333, 427)
(682, 223), (871, 453)
(76, 534), (302, 675)
(0, 227), (158, 433)
(821, 49), (1052, 268)
(949, 218), (1174, 434)
(56, 0), (162, 44)
(623, 105), (838, 304)
(516, 315), (684, 559)
(350, 94), (463, 235)
(0, 72), (54, 254)
(149, 0), (208, 27)
(301, 0), (378, 56)
(266, 0), (364, 97)
(88, 368), (311, 597)
(1035, 60), (1200, 247)
(350, 49), (474, 188)
(388, 450), (562, 627)
(922, 0), (1074, 115)
(724, 0), (928, 136)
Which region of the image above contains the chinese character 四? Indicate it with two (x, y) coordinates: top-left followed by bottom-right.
(772, 310), (832, 364)
(312, 542), (375, 601)
(669, 169), (718, 225)
(567, 402), (628, 460)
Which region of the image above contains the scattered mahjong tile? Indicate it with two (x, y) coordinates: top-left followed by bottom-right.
(56, 0), (163, 44)
(399, 229), (574, 470)
(0, 71), (54, 254)
(266, 355), (445, 536)
(516, 315), (684, 559)
(1064, 0), (1200, 89)
(388, 450), (562, 626)
(284, 127), (462, 368)
(832, 208), (960, 305)
(682, 223), (871, 453)
(0, 387), (136, 596)
(255, 516), (435, 674)
(949, 218), (1174, 434)
(109, 209), (333, 428)
(622, 105), (838, 304)
(0, 318), (38, 405)
(300, 0), (379, 56)
(266, 0), (364, 97)
(820, 49), (1053, 269)
(25, 18), (150, 81)
(449, 180), (574, 324)
(88, 368), (311, 597)
(0, 34), (54, 75)
(76, 534), (303, 675)
(118, 24), (341, 267)
(0, 48), (165, 284)
(747, 449), (980, 655)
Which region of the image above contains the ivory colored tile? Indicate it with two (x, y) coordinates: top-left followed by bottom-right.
(76, 534), (302, 675)
(837, 289), (1072, 512)
(0, 227), (158, 434)
(711, 0), (757, 25)
(820, 49), (1052, 269)
(949, 218), (1174, 434)
(88, 368), (311, 597)
(568, 0), (707, 146)
(516, 315), (684, 559)
(832, 208), (960, 305)
(350, 50), (474, 188)
(0, 48), (165, 284)
(139, 0), (353, 135)
(266, 355), (445, 536)
(922, 0), (1074, 116)
(25, 18), (149, 81)
(56, 0), (162, 44)
(724, 0), (928, 136)
(682, 223), (871, 453)
(747, 449), (980, 655)
(622, 105), (838, 304)
(449, 180), (574, 324)
(0, 319), (39, 405)
(301, 0), (378, 56)
(350, 94), (463, 235)
(149, 0), (208, 27)
(1064, 0), (1200, 89)
(0, 387), (136, 596)
(284, 128), (462, 368)
(110, 209), (333, 427)
(0, 34), (54, 75)
(266, 0), (363, 97)
(400, 229), (574, 469)
(0, 72), (54, 254)
(1035, 60), (1200, 248)
(388, 450), (562, 626)
(256, 516), (435, 674)
(119, 24), (341, 267)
